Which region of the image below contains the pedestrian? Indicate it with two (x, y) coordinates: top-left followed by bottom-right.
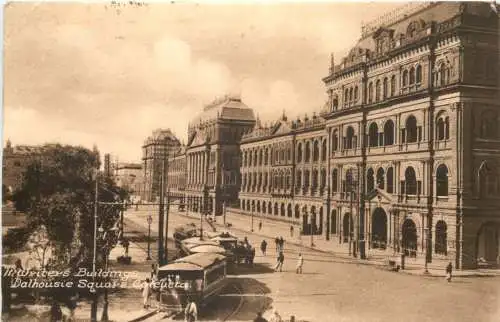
(142, 278), (151, 309)
(445, 262), (453, 282)
(275, 237), (280, 252)
(279, 236), (285, 251)
(254, 311), (268, 322)
(261, 240), (267, 256)
(184, 298), (198, 322)
(150, 264), (157, 280)
(259, 221), (263, 231)
(50, 301), (63, 322)
(296, 253), (304, 274)
(275, 251), (284, 272)
(269, 309), (283, 322)
(290, 225), (294, 237)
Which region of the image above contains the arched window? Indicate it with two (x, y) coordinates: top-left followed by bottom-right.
(332, 95), (338, 110)
(416, 65), (422, 84)
(435, 221), (447, 255)
(439, 64), (448, 86)
(375, 80), (381, 102)
(345, 126), (355, 149)
(436, 164), (449, 197)
(321, 140), (327, 161)
(312, 169), (319, 189)
(405, 167), (417, 195)
(296, 170), (302, 188)
(481, 110), (498, 139)
(297, 143), (303, 163)
(349, 88), (353, 102)
(344, 88), (349, 105)
(321, 169), (326, 189)
(367, 168), (375, 192)
(305, 142), (311, 162)
(387, 167), (394, 193)
(354, 86), (359, 101)
(383, 78), (388, 99)
(390, 75), (396, 96)
(368, 82), (373, 103)
(313, 141), (320, 162)
(304, 170), (310, 188)
(402, 70), (409, 87)
(332, 169), (338, 193)
(377, 168), (385, 189)
(263, 173), (268, 192)
(409, 67), (415, 85)
(436, 117), (445, 141)
(406, 115), (418, 143)
(369, 122), (379, 147)
(384, 120), (394, 146)
(332, 130), (339, 152)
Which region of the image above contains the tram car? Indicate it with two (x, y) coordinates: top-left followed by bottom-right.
(155, 252), (227, 313)
(207, 232), (255, 265)
(173, 223), (200, 247)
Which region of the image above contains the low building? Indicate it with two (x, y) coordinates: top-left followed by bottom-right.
(114, 162), (143, 199)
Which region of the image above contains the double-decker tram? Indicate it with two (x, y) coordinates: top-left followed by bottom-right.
(155, 253), (227, 314)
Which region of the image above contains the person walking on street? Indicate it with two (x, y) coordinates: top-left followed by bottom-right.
(142, 278), (151, 309)
(279, 236), (285, 252)
(274, 251), (285, 272)
(445, 262), (453, 282)
(184, 298), (198, 322)
(254, 312), (268, 322)
(275, 237), (280, 253)
(290, 225), (294, 237)
(296, 253), (304, 274)
(259, 221), (263, 231)
(261, 240), (267, 256)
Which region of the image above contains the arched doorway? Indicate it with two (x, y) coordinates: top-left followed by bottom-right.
(330, 209), (337, 234)
(371, 208), (387, 249)
(343, 213), (353, 243)
(402, 219), (417, 257)
(287, 204), (293, 218)
(476, 222), (500, 266)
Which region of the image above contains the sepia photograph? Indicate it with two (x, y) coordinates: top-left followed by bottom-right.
(2, 1), (500, 321)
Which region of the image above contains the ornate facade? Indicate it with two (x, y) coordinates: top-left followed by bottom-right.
(141, 129), (182, 202)
(165, 2), (499, 269)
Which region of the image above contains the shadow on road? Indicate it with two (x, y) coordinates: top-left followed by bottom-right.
(230, 262), (275, 275)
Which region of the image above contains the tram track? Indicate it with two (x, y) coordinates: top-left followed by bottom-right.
(219, 277), (270, 321)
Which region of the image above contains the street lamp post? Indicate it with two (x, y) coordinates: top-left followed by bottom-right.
(424, 225), (431, 274)
(147, 215), (153, 260)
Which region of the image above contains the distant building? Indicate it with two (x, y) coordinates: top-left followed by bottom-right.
(114, 162), (143, 198)
(2, 139), (50, 192)
(141, 129), (182, 202)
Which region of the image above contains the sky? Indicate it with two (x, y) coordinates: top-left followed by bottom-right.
(3, 1), (400, 163)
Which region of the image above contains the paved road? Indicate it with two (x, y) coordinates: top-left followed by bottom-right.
(126, 207), (500, 322)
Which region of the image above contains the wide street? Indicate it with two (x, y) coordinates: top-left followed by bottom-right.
(124, 206), (500, 322)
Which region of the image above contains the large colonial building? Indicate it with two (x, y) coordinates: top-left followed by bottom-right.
(165, 2), (499, 269)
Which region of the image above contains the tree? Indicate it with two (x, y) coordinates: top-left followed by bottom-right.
(12, 144), (129, 271)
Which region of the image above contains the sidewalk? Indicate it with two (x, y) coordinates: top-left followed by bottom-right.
(73, 226), (158, 322)
(182, 210), (500, 278)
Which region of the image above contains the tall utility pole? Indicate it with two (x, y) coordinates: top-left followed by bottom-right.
(158, 156), (166, 266)
(91, 170), (98, 322)
(164, 151), (171, 263)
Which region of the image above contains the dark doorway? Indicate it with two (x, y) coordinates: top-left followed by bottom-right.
(402, 219), (417, 257)
(371, 208), (387, 249)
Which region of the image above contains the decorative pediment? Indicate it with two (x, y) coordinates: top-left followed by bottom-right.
(271, 121), (292, 136)
(188, 131), (207, 147)
(366, 188), (394, 204)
